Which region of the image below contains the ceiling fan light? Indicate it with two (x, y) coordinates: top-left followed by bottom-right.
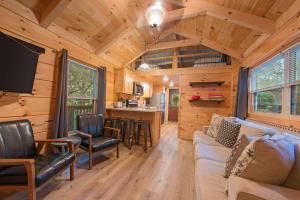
(145, 3), (165, 28)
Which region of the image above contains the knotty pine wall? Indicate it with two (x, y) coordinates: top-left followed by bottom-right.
(0, 5), (116, 140)
(178, 61), (239, 139)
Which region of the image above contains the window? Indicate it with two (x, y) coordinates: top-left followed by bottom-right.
(289, 45), (300, 115)
(250, 55), (284, 113)
(67, 60), (98, 130)
(249, 43), (300, 116)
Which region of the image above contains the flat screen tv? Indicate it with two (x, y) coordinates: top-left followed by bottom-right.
(0, 32), (45, 93)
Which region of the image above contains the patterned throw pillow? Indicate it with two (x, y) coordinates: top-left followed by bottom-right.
(207, 114), (236, 138)
(215, 119), (241, 148)
(231, 137), (295, 185)
(224, 135), (256, 178)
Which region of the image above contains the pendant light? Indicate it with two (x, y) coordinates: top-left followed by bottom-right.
(139, 43), (150, 70)
(145, 2), (166, 28)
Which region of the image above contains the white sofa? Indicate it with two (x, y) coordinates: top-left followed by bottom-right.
(193, 119), (300, 200)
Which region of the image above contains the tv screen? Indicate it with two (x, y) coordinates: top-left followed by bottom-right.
(0, 32), (45, 93)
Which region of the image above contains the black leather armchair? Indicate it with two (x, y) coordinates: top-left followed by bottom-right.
(0, 120), (75, 200)
(76, 114), (120, 169)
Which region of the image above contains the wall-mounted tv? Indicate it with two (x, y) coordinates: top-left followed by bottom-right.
(0, 32), (45, 93)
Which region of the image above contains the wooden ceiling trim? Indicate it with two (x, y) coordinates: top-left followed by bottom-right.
(243, 33), (270, 57)
(39, 0), (72, 28)
(146, 39), (200, 51)
(168, 0), (276, 34)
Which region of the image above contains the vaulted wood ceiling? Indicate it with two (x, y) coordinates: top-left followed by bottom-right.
(11, 0), (298, 67)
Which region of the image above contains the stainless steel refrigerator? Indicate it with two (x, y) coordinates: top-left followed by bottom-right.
(150, 92), (166, 124)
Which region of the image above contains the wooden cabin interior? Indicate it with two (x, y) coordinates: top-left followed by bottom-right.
(0, 0), (300, 199)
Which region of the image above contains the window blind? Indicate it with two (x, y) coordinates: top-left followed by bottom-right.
(250, 54), (284, 91)
(288, 44), (300, 83)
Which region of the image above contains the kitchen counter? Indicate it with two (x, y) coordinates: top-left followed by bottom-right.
(106, 107), (163, 112)
(106, 107), (162, 146)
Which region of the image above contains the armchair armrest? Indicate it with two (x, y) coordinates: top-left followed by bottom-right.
(35, 139), (74, 153)
(228, 176), (300, 200)
(104, 127), (120, 140)
(0, 159), (34, 166)
(73, 130), (92, 139)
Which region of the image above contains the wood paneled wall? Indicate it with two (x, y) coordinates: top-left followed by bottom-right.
(178, 65), (236, 139)
(0, 5), (116, 140)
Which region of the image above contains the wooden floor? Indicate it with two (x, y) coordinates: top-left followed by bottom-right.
(1, 122), (195, 200)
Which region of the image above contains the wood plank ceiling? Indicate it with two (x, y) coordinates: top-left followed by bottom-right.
(13, 0), (296, 67)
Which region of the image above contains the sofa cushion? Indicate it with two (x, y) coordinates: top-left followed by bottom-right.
(81, 136), (119, 152)
(0, 153), (75, 187)
(194, 143), (231, 163)
(235, 119), (277, 139)
(231, 137), (295, 185)
(193, 130), (222, 147)
(215, 119), (241, 148)
(195, 159), (227, 200)
(224, 135), (256, 178)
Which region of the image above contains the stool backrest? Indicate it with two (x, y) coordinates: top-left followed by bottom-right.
(0, 120), (36, 159)
(77, 114), (104, 138)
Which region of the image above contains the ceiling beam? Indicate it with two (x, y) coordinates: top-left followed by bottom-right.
(170, 0), (276, 34)
(95, 0), (155, 56)
(242, 0), (300, 66)
(243, 33), (270, 57)
(173, 29), (242, 59)
(39, 0), (72, 27)
(146, 39), (201, 51)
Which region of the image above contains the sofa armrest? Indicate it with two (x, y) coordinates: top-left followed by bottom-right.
(228, 176), (300, 200)
(35, 139), (74, 153)
(104, 127), (120, 140)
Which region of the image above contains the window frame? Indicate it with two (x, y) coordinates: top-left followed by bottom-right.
(249, 42), (300, 118)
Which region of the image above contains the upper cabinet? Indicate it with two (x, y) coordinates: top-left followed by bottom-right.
(114, 68), (153, 98)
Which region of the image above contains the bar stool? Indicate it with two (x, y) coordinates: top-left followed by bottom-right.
(105, 117), (121, 136)
(133, 120), (152, 153)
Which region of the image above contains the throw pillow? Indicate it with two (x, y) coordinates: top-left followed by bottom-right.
(231, 137), (295, 185)
(224, 135), (256, 178)
(215, 119), (241, 148)
(282, 133), (300, 190)
(207, 114), (236, 138)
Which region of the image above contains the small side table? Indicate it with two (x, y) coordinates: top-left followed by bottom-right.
(51, 132), (82, 154)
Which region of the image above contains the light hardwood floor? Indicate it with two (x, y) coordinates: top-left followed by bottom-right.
(1, 122), (195, 200)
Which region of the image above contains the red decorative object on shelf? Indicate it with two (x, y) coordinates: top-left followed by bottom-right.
(191, 95), (200, 100)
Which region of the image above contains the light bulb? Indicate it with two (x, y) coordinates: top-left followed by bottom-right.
(163, 75), (168, 82)
(169, 81), (174, 87)
(139, 63), (150, 70)
(145, 3), (165, 28)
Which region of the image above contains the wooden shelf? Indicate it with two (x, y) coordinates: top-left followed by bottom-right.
(189, 99), (225, 103)
(189, 81), (225, 87)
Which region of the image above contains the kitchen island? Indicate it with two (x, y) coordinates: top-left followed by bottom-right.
(106, 107), (163, 146)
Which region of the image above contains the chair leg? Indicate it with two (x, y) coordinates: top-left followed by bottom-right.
(70, 161), (75, 180)
(25, 162), (36, 200)
(144, 124), (147, 153)
(117, 144), (119, 158)
(89, 146), (93, 170)
(149, 123), (152, 147)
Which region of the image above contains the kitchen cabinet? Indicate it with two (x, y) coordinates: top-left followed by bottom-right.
(114, 68), (153, 97)
(115, 68), (135, 94)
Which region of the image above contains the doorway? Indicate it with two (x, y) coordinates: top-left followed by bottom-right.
(168, 89), (179, 122)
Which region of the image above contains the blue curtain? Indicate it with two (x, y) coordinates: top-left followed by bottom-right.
(96, 67), (106, 119)
(52, 49), (68, 138)
(235, 68), (249, 119)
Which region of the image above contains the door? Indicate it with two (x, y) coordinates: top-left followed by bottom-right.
(168, 89), (179, 121)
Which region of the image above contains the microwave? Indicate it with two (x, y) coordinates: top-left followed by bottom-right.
(133, 82), (144, 96)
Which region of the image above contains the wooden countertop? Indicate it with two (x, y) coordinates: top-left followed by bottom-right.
(106, 107), (163, 113)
